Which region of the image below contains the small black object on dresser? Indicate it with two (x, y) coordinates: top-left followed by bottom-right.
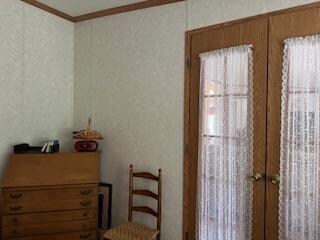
(14, 143), (42, 154)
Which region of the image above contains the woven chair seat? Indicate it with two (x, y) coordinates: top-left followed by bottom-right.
(103, 222), (159, 240)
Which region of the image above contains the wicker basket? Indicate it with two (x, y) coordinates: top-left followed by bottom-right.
(73, 118), (103, 140)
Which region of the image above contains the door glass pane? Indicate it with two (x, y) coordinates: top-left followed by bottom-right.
(196, 45), (254, 240)
(279, 35), (320, 240)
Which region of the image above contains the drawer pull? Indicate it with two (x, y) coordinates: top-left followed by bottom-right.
(80, 189), (92, 195)
(80, 233), (91, 239)
(80, 200), (92, 206)
(10, 193), (22, 199)
(9, 206), (21, 211)
(83, 211), (89, 217)
(12, 217), (18, 224)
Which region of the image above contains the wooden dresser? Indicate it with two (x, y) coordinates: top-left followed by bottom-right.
(1, 152), (100, 240)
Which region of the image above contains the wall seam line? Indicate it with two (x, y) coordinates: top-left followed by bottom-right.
(22, 3), (27, 142)
(186, 0), (190, 30)
(91, 20), (95, 129)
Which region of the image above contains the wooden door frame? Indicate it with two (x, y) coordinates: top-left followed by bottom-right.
(183, 2), (320, 240)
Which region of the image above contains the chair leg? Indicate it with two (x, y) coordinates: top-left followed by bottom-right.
(98, 229), (110, 240)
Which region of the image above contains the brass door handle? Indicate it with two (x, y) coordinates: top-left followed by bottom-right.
(10, 193), (22, 199)
(271, 174), (280, 184)
(80, 200), (92, 207)
(9, 206), (21, 211)
(250, 173), (262, 182)
(80, 189), (92, 195)
(80, 233), (91, 239)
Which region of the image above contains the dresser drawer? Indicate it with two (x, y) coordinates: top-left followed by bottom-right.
(3, 185), (98, 203)
(2, 153), (100, 188)
(3, 231), (97, 240)
(3, 209), (97, 226)
(2, 219), (96, 238)
(3, 197), (97, 214)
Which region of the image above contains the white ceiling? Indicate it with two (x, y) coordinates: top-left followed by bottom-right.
(38, 0), (145, 16)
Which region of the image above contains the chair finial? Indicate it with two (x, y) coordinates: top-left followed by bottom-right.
(130, 164), (133, 169)
(158, 168), (162, 174)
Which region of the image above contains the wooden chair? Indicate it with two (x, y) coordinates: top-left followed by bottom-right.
(103, 165), (162, 240)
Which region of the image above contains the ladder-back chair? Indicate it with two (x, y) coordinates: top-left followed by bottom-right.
(103, 165), (162, 240)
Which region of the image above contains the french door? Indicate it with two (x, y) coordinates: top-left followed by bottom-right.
(184, 3), (320, 240)
(184, 18), (268, 240)
(267, 6), (320, 240)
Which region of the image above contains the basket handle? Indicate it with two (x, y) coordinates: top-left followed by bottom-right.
(86, 118), (91, 130)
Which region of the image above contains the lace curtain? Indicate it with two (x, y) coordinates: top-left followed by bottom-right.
(196, 45), (254, 240)
(279, 35), (320, 240)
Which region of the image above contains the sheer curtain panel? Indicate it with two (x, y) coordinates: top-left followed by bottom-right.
(279, 35), (320, 240)
(196, 45), (254, 240)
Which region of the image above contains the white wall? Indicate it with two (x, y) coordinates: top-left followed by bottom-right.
(0, 0), (74, 173)
(188, 0), (320, 30)
(74, 2), (186, 239)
